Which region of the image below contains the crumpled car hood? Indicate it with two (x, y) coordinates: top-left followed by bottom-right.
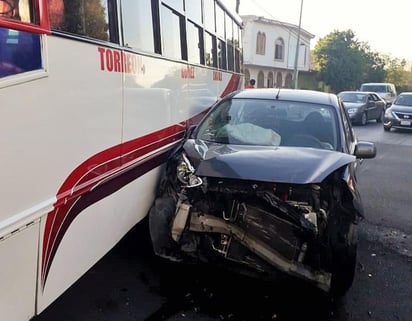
(184, 140), (356, 184)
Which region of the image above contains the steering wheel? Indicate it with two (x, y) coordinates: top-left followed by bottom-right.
(284, 134), (324, 149)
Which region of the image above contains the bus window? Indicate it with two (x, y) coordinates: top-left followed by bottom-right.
(205, 31), (216, 68)
(0, 27), (41, 78)
(0, 0), (36, 24)
(160, 4), (183, 60)
(187, 20), (202, 64)
(215, 4), (224, 39)
(162, 0), (183, 13)
(226, 14), (234, 71)
(185, 0), (202, 25)
(49, 0), (110, 42)
(218, 38), (226, 70)
(203, 0), (215, 33)
(121, 0), (154, 53)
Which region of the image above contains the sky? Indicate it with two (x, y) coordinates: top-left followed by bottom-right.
(222, 0), (412, 62)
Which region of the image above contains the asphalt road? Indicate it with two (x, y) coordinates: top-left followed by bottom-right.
(33, 121), (412, 321)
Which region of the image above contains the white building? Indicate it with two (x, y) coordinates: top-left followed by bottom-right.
(241, 15), (314, 88)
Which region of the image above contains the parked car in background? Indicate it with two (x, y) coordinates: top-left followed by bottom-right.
(359, 82), (397, 106)
(148, 89), (376, 298)
(383, 92), (412, 131)
(338, 91), (386, 125)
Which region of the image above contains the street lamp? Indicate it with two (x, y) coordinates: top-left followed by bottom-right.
(293, 0), (303, 89)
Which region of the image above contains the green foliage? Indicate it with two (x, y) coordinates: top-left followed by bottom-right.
(312, 30), (387, 92)
(385, 57), (408, 88)
(60, 0), (108, 41)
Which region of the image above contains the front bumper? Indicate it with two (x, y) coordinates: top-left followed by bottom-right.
(383, 118), (412, 130)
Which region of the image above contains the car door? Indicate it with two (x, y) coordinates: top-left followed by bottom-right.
(366, 93), (378, 119)
(372, 93), (385, 117)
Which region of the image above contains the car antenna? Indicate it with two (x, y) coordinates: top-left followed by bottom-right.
(275, 87), (281, 99)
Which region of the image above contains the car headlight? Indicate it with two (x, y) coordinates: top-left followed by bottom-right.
(176, 153), (203, 188)
(384, 108), (395, 118)
(347, 108), (357, 114)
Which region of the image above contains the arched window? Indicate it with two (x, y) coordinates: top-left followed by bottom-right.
(285, 73), (293, 88)
(244, 69), (250, 87)
(276, 72), (283, 87)
(274, 37), (284, 61)
(256, 31), (266, 55)
(267, 72), (274, 88)
(257, 70), (264, 88)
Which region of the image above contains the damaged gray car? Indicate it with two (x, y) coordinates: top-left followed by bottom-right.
(149, 89), (376, 297)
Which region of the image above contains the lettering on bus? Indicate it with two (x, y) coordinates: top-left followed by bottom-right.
(181, 66), (195, 79)
(213, 71), (222, 81)
(97, 47), (144, 74)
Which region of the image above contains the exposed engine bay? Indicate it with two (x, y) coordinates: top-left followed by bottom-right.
(149, 148), (360, 296)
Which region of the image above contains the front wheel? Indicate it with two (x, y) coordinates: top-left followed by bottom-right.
(376, 110), (383, 123)
(330, 224), (358, 298)
(360, 112), (367, 126)
(384, 125), (390, 131)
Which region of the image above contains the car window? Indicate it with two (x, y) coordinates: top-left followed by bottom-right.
(339, 101), (354, 150)
(339, 92), (366, 103)
(395, 94), (412, 106)
(196, 98), (339, 150)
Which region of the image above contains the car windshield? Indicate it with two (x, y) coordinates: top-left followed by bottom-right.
(361, 85), (386, 92)
(339, 92), (367, 103)
(394, 94), (412, 106)
(196, 98), (339, 150)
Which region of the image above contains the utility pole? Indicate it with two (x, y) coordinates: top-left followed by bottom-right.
(293, 0), (303, 89)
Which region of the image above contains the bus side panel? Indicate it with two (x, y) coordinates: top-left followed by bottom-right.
(33, 35), (124, 312)
(0, 223), (39, 321)
(37, 169), (162, 312)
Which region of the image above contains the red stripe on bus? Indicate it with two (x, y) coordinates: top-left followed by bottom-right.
(41, 81), (241, 288)
(41, 124), (186, 287)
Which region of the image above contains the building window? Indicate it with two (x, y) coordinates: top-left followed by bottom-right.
(256, 31), (265, 55)
(285, 73), (293, 88)
(267, 71), (274, 88)
(276, 72), (283, 87)
(244, 69), (250, 87)
(274, 37), (284, 60)
(257, 70), (264, 88)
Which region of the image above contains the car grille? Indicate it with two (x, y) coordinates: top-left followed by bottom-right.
(394, 112), (412, 119)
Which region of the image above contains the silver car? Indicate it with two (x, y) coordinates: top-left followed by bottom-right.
(384, 92), (412, 131)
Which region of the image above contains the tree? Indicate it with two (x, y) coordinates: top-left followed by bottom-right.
(312, 30), (390, 92)
(385, 56), (408, 88)
(313, 30), (365, 93)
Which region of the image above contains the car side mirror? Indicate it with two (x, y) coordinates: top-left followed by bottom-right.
(185, 125), (197, 139)
(354, 141), (376, 159)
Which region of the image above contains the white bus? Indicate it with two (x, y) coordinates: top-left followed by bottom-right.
(0, 1), (242, 319)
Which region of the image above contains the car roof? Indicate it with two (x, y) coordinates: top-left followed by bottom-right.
(232, 88), (339, 108)
(361, 82), (393, 85)
(338, 91), (378, 95)
(398, 92), (412, 96)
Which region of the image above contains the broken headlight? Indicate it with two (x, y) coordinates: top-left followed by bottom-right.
(176, 153), (203, 188)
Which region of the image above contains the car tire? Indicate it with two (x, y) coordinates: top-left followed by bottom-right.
(384, 125), (390, 131)
(376, 110), (383, 123)
(360, 112), (367, 126)
(148, 194), (181, 261)
(330, 224), (358, 298)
